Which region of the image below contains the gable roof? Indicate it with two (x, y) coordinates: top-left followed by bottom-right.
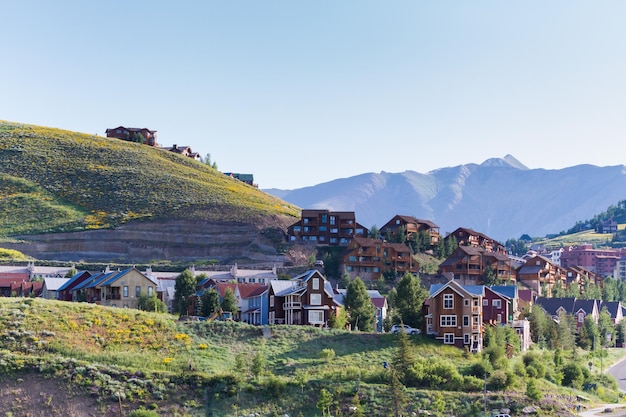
(429, 280), (483, 298)
(534, 297), (576, 316)
(57, 271), (91, 292)
(43, 277), (70, 291)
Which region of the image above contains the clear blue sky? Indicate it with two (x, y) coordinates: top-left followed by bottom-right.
(2, 1), (625, 189)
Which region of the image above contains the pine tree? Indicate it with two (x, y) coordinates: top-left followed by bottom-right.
(345, 278), (376, 332)
(221, 287), (239, 314)
(394, 271), (428, 328)
(200, 289), (221, 317)
(174, 269), (197, 315)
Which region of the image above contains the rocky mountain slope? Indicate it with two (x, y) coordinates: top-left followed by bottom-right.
(266, 155), (626, 241)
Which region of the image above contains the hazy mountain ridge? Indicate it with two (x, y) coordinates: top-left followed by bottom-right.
(265, 156), (626, 241)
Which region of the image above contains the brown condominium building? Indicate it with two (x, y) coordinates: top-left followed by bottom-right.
(287, 209), (368, 246)
(379, 215), (441, 246)
(340, 236), (419, 282)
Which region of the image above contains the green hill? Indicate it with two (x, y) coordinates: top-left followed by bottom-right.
(0, 121), (299, 237)
(0, 297), (620, 416)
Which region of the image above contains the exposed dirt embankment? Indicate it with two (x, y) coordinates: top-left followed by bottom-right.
(5, 215), (294, 264)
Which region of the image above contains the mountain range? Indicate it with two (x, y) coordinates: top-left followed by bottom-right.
(265, 155), (626, 241)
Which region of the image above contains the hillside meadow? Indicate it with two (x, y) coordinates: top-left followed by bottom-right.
(0, 298), (623, 416)
(0, 121), (299, 237)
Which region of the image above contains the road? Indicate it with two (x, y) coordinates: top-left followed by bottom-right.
(578, 351), (626, 416)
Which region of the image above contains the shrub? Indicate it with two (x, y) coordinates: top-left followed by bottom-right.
(128, 408), (159, 417)
(319, 348), (336, 362)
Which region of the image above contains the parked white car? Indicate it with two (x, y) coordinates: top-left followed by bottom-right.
(390, 324), (420, 335)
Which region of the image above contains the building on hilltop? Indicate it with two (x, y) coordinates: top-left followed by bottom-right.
(224, 173), (257, 187)
(105, 126), (158, 146)
(162, 144), (201, 161)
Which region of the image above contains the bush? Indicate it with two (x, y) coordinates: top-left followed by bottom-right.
(319, 348), (336, 362)
(128, 408), (159, 417)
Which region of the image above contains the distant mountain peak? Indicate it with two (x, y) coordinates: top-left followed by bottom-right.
(480, 155), (528, 170)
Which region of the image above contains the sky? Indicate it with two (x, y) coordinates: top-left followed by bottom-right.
(2, 1), (626, 189)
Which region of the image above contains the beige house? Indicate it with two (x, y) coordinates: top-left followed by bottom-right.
(99, 268), (158, 309)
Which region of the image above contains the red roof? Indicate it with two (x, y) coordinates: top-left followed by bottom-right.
(237, 283), (268, 298)
(0, 276), (29, 287)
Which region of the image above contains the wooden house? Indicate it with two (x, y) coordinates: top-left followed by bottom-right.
(426, 280), (484, 352)
(379, 215), (441, 246)
(267, 269), (339, 326)
(340, 237), (418, 281)
(105, 126), (158, 146)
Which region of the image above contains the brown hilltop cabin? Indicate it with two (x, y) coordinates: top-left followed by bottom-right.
(105, 126), (158, 146)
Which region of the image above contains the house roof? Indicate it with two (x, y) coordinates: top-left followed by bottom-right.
(490, 285), (517, 300)
(43, 277), (70, 291)
(574, 299), (597, 315)
(601, 301), (622, 318)
(429, 281), (484, 298)
(534, 297), (577, 316)
(0, 274), (29, 286)
(237, 283), (268, 298)
(57, 271), (91, 292)
(270, 280), (305, 297)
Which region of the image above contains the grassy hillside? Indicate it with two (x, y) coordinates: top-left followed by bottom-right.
(534, 227), (624, 249)
(0, 298), (622, 416)
(0, 121), (299, 236)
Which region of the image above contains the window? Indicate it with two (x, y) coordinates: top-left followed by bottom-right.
(310, 293), (322, 305)
(483, 299), (488, 306)
(330, 216), (336, 225)
(463, 315), (469, 327)
(440, 315), (457, 327)
(492, 299), (501, 308)
(443, 294), (454, 309)
(578, 312), (585, 322)
(396, 219), (401, 225)
(444, 333), (455, 344)
(123, 286), (129, 297)
(147, 286), (153, 296)
(464, 333), (471, 345)
(312, 278), (320, 290)
(309, 310), (324, 324)
(270, 295), (274, 307)
(321, 214), (327, 223)
(293, 226), (301, 232)
(135, 286), (141, 297)
(330, 228), (338, 233)
(464, 299), (470, 306)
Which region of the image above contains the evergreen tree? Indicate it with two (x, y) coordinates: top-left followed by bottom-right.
(598, 307), (614, 346)
(393, 325), (417, 380)
(221, 287), (239, 314)
(200, 288), (221, 317)
(388, 367), (407, 417)
(526, 378), (541, 401)
(394, 271), (428, 328)
(344, 278), (376, 332)
(483, 264), (500, 286)
(369, 225), (380, 239)
(174, 269), (197, 315)
(317, 388), (333, 417)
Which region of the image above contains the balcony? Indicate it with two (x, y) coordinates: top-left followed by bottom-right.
(472, 324), (481, 332)
(471, 306), (480, 314)
(283, 302), (302, 310)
